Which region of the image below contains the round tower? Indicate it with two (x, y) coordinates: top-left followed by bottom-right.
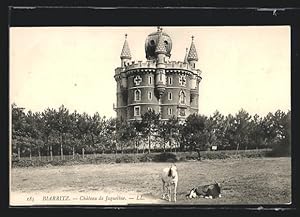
(114, 27), (202, 122)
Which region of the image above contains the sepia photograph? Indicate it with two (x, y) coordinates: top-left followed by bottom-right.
(9, 26), (291, 206)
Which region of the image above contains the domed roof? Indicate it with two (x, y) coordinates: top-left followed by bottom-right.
(145, 27), (172, 60)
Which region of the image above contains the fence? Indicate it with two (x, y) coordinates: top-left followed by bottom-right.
(14, 148), (272, 162)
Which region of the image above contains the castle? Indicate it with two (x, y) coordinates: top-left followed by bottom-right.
(114, 27), (202, 122)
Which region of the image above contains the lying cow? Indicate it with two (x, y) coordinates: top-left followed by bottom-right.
(186, 181), (222, 199)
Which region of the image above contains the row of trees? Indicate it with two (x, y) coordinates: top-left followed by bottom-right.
(11, 103), (291, 160)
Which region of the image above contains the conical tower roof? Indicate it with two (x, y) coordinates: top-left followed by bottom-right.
(187, 36), (198, 62)
(155, 28), (167, 54)
(120, 34), (132, 59)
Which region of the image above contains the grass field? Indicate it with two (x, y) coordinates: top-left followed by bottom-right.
(10, 157), (291, 205)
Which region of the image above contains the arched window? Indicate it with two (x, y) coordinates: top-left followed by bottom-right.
(148, 76), (152, 85)
(135, 89), (141, 101)
(179, 90), (186, 104)
(168, 92), (172, 100)
(148, 91), (152, 100)
(168, 77), (173, 85)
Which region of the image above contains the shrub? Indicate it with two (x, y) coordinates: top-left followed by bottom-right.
(140, 153), (153, 162)
(267, 143), (291, 157)
(153, 152), (177, 162)
(203, 151), (229, 160)
(115, 155), (136, 163)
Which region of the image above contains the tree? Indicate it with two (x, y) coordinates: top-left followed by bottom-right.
(54, 105), (71, 159)
(182, 114), (208, 160)
(271, 110), (291, 156)
(158, 116), (180, 152)
(68, 110), (81, 158)
(261, 112), (277, 148)
(233, 109), (252, 153)
(115, 120), (130, 154)
(41, 108), (62, 160)
(140, 110), (160, 153)
(248, 114), (265, 149)
(76, 112), (92, 157)
(23, 110), (44, 159)
(11, 103), (27, 160)
(130, 120), (143, 154)
(205, 110), (226, 150)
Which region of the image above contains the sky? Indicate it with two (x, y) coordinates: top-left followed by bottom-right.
(10, 26), (291, 118)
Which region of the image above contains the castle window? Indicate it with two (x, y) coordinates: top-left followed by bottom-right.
(168, 92), (172, 100)
(179, 90), (186, 104)
(168, 108), (173, 115)
(148, 91), (152, 100)
(148, 76), (152, 85)
(134, 89), (141, 101)
(168, 77), (173, 85)
(179, 76), (186, 86)
(134, 75), (142, 86)
(134, 106), (141, 116)
(148, 107), (153, 112)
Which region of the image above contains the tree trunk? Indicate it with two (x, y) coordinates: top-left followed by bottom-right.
(17, 147), (20, 160)
(115, 143), (118, 156)
(50, 145), (53, 161)
(60, 135), (64, 160)
(82, 148), (85, 159)
(235, 142), (240, 156)
(196, 149), (201, 161)
(29, 147), (32, 160)
(38, 147), (41, 161)
(134, 140), (137, 163)
(72, 146), (75, 159)
(148, 134), (151, 154)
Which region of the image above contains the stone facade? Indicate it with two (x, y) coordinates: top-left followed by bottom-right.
(114, 28), (202, 122)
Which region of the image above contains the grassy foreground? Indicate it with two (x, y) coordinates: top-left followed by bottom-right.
(11, 157), (291, 205)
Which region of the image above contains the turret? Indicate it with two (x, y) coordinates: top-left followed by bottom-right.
(155, 28), (167, 98)
(187, 36), (198, 69)
(120, 34), (132, 68)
